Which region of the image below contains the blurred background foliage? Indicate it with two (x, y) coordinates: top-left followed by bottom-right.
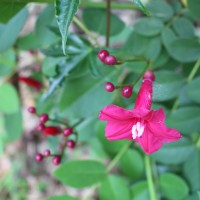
(0, 0), (200, 200)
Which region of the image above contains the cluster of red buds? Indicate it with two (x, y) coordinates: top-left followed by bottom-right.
(98, 50), (155, 99)
(28, 107), (76, 166)
(98, 50), (117, 65)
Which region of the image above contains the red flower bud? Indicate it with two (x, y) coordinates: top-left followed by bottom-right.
(43, 126), (61, 136)
(18, 76), (42, 91)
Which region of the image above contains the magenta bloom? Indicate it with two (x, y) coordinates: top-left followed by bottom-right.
(99, 71), (181, 154)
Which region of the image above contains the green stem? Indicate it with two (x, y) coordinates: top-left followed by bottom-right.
(73, 16), (99, 46)
(187, 59), (200, 83)
(106, 0), (111, 47)
(171, 58), (200, 112)
(144, 155), (158, 200)
(132, 62), (150, 86)
(106, 141), (132, 172)
(80, 1), (139, 10)
(196, 135), (200, 148)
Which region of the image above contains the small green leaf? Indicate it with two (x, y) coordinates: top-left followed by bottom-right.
(42, 57), (61, 77)
(186, 77), (200, 104)
(0, 3), (26, 23)
(0, 84), (19, 114)
(133, 0), (150, 16)
(130, 181), (149, 200)
(36, 5), (59, 47)
(183, 149), (200, 192)
(44, 195), (78, 200)
(169, 38), (200, 63)
(54, 160), (106, 188)
(4, 110), (23, 141)
(82, 8), (125, 36)
(172, 17), (195, 38)
(151, 138), (195, 164)
(166, 106), (200, 134)
(55, 0), (80, 55)
(124, 32), (161, 61)
(119, 149), (144, 179)
(134, 17), (164, 37)
(159, 173), (189, 200)
(0, 49), (16, 77)
(0, 7), (28, 52)
(99, 175), (131, 200)
(188, 0), (200, 19)
(147, 0), (173, 22)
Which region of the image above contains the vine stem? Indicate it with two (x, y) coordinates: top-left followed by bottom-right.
(106, 141), (132, 172)
(144, 155), (158, 200)
(106, 0), (111, 47)
(187, 58), (200, 83)
(80, 1), (139, 10)
(73, 16), (99, 46)
(171, 58), (200, 112)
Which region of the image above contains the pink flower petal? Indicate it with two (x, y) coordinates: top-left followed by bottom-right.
(99, 104), (135, 121)
(105, 120), (133, 141)
(135, 128), (163, 154)
(146, 108), (166, 122)
(148, 121), (181, 143)
(134, 79), (153, 110)
(99, 104), (149, 121)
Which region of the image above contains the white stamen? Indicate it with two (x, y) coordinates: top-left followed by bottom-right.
(131, 121), (145, 139)
(132, 125), (137, 139)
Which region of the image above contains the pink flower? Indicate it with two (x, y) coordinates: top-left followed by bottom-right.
(99, 71), (181, 154)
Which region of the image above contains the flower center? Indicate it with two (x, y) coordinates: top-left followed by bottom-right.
(132, 121), (145, 139)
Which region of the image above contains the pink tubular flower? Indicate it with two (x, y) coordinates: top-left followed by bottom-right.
(18, 76), (42, 91)
(99, 71), (181, 154)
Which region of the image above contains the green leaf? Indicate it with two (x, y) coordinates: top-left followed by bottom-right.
(58, 67), (118, 118)
(188, 0), (200, 19)
(159, 173), (189, 200)
(151, 71), (183, 102)
(41, 50), (89, 100)
(183, 149), (200, 192)
(119, 149), (144, 179)
(167, 38), (200, 63)
(134, 18), (164, 37)
(166, 106), (200, 134)
(35, 5), (59, 47)
(0, 3), (26, 23)
(130, 181), (149, 200)
(54, 160), (106, 188)
(161, 27), (177, 50)
(133, 0), (150, 16)
(0, 84), (19, 114)
(44, 195), (78, 200)
(147, 0), (173, 22)
(82, 8), (125, 36)
(0, 7), (28, 52)
(186, 77), (200, 104)
(0, 115), (7, 155)
(172, 17), (195, 38)
(42, 57), (61, 77)
(124, 32), (161, 61)
(99, 175), (131, 200)
(0, 49), (16, 77)
(55, 0), (80, 55)
(4, 110), (23, 141)
(151, 138), (195, 164)
(17, 33), (42, 50)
